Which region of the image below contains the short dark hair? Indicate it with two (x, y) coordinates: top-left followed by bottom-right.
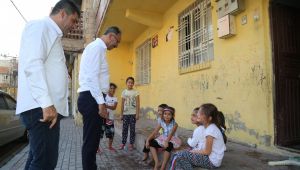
(158, 104), (168, 109)
(110, 83), (117, 89)
(193, 107), (200, 114)
(126, 77), (134, 83)
(50, 0), (80, 17)
(104, 26), (122, 35)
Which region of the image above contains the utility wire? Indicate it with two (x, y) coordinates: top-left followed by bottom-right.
(9, 0), (27, 23)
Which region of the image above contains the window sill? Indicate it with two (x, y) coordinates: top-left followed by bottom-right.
(136, 83), (150, 87)
(178, 61), (211, 75)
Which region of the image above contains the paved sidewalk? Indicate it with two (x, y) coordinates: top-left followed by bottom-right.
(1, 118), (151, 170)
(2, 117), (299, 170)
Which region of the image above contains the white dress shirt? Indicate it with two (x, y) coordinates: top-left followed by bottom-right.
(77, 38), (109, 104)
(16, 17), (69, 117)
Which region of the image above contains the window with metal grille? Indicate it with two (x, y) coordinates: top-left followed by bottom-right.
(178, 0), (213, 74)
(136, 40), (151, 85)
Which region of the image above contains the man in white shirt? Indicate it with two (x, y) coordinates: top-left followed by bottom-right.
(77, 26), (121, 170)
(16, 0), (80, 169)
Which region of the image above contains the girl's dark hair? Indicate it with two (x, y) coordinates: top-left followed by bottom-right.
(200, 103), (227, 144)
(126, 77), (134, 83)
(163, 106), (175, 122)
(158, 104), (168, 109)
(110, 83), (117, 89)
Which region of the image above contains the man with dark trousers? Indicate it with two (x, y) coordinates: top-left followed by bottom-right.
(77, 26), (121, 170)
(16, 1), (80, 169)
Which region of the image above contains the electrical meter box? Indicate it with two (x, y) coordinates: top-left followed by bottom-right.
(216, 0), (245, 18)
(217, 14), (236, 39)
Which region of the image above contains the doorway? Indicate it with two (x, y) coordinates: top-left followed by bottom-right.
(270, 0), (300, 149)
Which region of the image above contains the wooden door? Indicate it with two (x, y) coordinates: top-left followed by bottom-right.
(270, 1), (300, 147)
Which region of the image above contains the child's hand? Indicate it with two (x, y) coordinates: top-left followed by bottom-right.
(163, 141), (169, 148)
(145, 140), (150, 149)
(120, 115), (123, 121)
(135, 115), (139, 121)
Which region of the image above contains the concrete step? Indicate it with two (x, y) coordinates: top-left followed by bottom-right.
(114, 117), (298, 170)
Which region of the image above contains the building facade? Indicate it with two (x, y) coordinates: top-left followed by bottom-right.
(0, 57), (18, 98)
(73, 0), (300, 152)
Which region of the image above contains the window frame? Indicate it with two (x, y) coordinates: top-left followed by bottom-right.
(178, 0), (214, 74)
(136, 39), (151, 85)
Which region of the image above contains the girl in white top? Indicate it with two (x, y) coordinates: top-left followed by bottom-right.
(187, 107), (205, 150)
(170, 107), (205, 169)
(170, 103), (227, 169)
(119, 77), (140, 151)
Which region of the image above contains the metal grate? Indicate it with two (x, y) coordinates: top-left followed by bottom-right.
(136, 40), (151, 85)
(178, 0), (213, 70)
(63, 11), (84, 40)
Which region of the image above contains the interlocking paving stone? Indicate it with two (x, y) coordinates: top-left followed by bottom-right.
(1, 118), (151, 170)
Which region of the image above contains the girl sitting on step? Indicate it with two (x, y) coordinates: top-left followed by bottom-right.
(142, 103), (168, 161)
(170, 103), (227, 170)
(146, 106), (181, 170)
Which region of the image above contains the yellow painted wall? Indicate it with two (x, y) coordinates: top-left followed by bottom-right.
(123, 0), (275, 148)
(72, 54), (83, 125)
(106, 42), (133, 114)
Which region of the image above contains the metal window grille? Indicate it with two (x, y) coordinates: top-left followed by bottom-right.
(63, 11), (83, 40)
(136, 40), (151, 85)
(178, 0), (213, 70)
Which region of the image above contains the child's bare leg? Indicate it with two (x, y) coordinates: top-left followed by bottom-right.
(160, 151), (171, 170)
(150, 147), (159, 170)
(142, 141), (150, 161)
(143, 152), (149, 161)
(108, 138), (113, 148)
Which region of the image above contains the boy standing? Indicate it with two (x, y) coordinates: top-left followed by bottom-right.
(98, 83), (118, 152)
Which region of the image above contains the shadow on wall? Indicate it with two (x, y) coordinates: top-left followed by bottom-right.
(225, 111), (271, 146)
(139, 108), (272, 147)
(140, 107), (157, 120)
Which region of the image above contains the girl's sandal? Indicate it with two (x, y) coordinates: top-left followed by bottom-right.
(109, 147), (116, 152)
(142, 155), (148, 161)
(119, 144), (125, 150)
